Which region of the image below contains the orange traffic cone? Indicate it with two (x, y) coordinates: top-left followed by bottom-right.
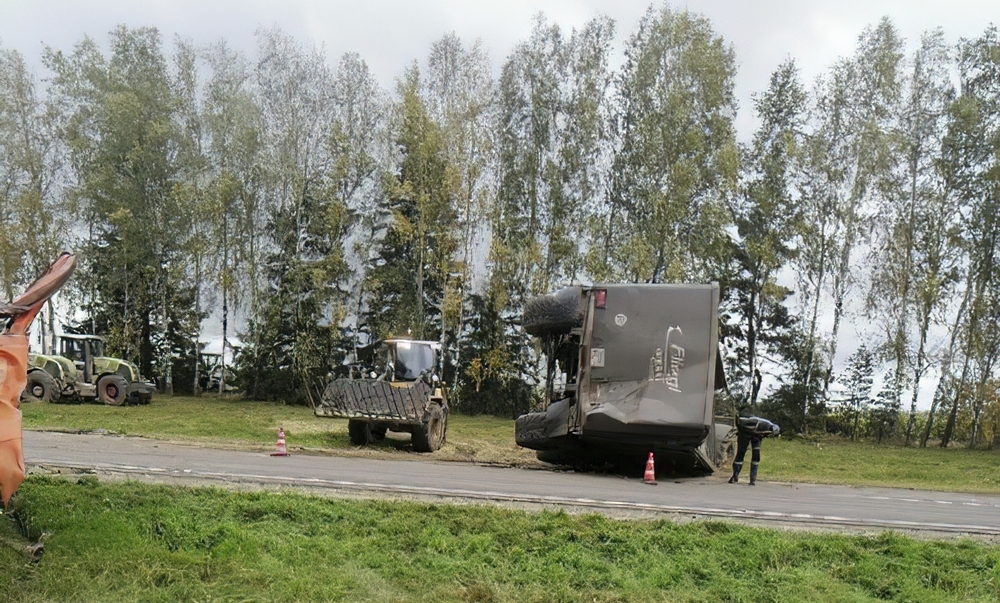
(643, 451), (657, 485)
(271, 427), (289, 457)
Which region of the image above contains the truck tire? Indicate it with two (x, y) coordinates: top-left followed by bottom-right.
(97, 374), (128, 406)
(523, 287), (585, 336)
(23, 370), (59, 403)
(412, 403), (447, 452)
(347, 419), (375, 445)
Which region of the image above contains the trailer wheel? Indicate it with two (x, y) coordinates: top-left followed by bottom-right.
(523, 287), (585, 336)
(97, 375), (128, 406)
(370, 424), (388, 441)
(347, 419), (375, 445)
(412, 403), (447, 452)
(22, 371), (59, 403)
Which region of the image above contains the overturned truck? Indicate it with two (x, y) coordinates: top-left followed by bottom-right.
(515, 284), (733, 473)
(315, 339), (448, 452)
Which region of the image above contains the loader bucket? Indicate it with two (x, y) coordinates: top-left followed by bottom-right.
(0, 253), (75, 506)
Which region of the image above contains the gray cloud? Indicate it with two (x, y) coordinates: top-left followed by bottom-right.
(2, 0), (996, 139)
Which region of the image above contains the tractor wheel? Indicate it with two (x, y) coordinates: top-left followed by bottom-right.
(370, 424), (388, 442)
(22, 371), (59, 403)
(412, 403), (447, 452)
(522, 287), (585, 336)
(97, 375), (128, 406)
(347, 419), (374, 446)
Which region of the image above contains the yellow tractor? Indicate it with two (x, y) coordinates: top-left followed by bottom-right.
(315, 339), (448, 452)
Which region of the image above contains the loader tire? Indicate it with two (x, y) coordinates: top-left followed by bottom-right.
(347, 419), (375, 446)
(412, 403), (447, 452)
(522, 287), (585, 336)
(22, 370), (59, 403)
(98, 374), (128, 406)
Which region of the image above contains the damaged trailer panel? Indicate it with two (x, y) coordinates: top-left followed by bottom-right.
(516, 283), (733, 472)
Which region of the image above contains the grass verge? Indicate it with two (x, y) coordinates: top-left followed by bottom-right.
(21, 395), (535, 466)
(764, 436), (1000, 493)
(2, 477), (999, 603)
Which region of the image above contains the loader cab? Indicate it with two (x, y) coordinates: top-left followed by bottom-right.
(60, 334), (104, 382)
(383, 339), (440, 383)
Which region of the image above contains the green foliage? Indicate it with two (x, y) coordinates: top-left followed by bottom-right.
(43, 27), (200, 381)
(0, 43), (62, 302)
(365, 67), (458, 342)
(607, 5), (738, 283)
(724, 59), (806, 409)
(838, 345), (876, 440)
(453, 293), (534, 417)
(239, 31), (359, 403)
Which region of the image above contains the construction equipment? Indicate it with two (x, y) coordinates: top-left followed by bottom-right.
(515, 284), (735, 473)
(23, 334), (154, 405)
(1, 253), (76, 505)
(315, 339), (448, 452)
(197, 351), (237, 393)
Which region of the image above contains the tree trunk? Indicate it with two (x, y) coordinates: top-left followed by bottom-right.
(161, 266), (172, 395)
(801, 214), (830, 433)
(898, 151), (918, 444)
(940, 350), (971, 447)
(47, 299), (56, 355)
(220, 214), (228, 396)
(922, 283), (970, 446)
(904, 310), (930, 445)
(969, 398), (982, 449)
(746, 264), (759, 408)
(220, 281), (227, 397)
(193, 254), (201, 396)
(140, 310), (153, 381)
(38, 308), (47, 354)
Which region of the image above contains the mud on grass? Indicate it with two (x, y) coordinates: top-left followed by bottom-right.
(20, 395), (538, 466)
(3, 477), (1000, 603)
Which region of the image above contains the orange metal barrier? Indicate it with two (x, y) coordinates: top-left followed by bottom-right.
(0, 253), (75, 506)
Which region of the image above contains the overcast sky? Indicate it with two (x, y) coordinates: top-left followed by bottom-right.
(2, 0), (997, 140)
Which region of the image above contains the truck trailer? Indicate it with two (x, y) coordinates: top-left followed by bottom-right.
(515, 283), (733, 473)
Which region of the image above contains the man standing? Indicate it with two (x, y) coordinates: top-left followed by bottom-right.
(728, 416), (780, 486)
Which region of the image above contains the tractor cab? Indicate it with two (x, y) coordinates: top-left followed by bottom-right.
(60, 334), (104, 379)
(381, 339), (440, 383)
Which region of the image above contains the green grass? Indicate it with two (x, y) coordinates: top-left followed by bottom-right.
(764, 437), (1000, 493)
(2, 477), (999, 603)
(21, 395), (535, 465)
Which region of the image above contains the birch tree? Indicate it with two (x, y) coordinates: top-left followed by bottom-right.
(608, 5), (738, 283)
(867, 30), (953, 444)
(727, 59), (805, 409)
(0, 44), (64, 350)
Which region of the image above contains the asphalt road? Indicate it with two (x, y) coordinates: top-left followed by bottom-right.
(22, 430), (1000, 537)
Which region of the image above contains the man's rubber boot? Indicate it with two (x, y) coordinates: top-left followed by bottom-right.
(728, 462), (742, 483)
(749, 462), (758, 486)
